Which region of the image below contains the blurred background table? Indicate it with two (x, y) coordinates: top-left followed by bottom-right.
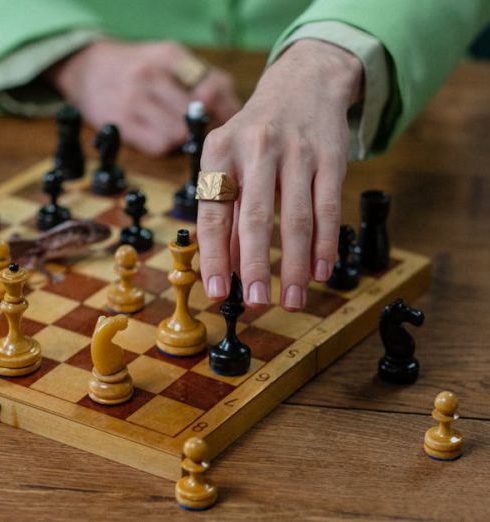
(0, 50), (489, 521)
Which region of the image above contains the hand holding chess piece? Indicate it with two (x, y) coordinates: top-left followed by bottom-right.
(89, 314), (133, 405)
(0, 264), (42, 376)
(175, 437), (218, 510)
(424, 390), (463, 461)
(107, 245), (144, 313)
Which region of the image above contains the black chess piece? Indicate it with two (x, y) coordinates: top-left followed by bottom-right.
(120, 190), (154, 252)
(91, 124), (127, 195)
(378, 298), (425, 384)
(171, 101), (209, 221)
(327, 225), (360, 290)
(358, 190), (391, 272)
(36, 169), (71, 231)
(209, 273), (251, 377)
(54, 105), (85, 180)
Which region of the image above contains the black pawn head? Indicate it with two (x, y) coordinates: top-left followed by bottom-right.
(43, 169), (64, 197)
(124, 190), (147, 219)
(94, 123), (120, 162)
(8, 263), (19, 273)
(176, 229), (190, 247)
(361, 190), (391, 224)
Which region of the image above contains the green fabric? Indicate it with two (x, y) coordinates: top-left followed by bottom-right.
(0, 0), (488, 152)
(271, 0), (490, 151)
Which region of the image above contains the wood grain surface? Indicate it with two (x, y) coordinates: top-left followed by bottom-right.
(0, 49), (489, 521)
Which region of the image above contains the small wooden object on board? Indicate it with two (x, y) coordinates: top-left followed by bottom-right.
(0, 263), (42, 376)
(89, 314), (134, 405)
(0, 240), (11, 299)
(107, 245), (145, 313)
(424, 390), (463, 461)
(156, 229), (206, 356)
(175, 437), (218, 510)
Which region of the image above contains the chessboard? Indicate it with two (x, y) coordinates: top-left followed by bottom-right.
(0, 158), (431, 480)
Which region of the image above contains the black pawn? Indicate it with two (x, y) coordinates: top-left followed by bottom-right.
(378, 298), (425, 384)
(358, 190), (391, 272)
(91, 124), (127, 195)
(54, 105), (85, 180)
(209, 273), (251, 377)
(36, 169), (71, 231)
(171, 101), (209, 222)
(120, 190), (154, 252)
(327, 225), (360, 290)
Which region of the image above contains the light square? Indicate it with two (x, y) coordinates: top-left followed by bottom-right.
(128, 355), (186, 394)
(33, 325), (90, 362)
(252, 307), (322, 339)
(146, 248), (199, 273)
(194, 310), (246, 346)
(60, 192), (114, 220)
(0, 196), (38, 224)
(113, 318), (157, 354)
(270, 276), (281, 305)
(84, 285), (154, 311)
(25, 290), (79, 324)
(191, 356), (265, 386)
(269, 247), (282, 264)
(127, 395), (203, 437)
(72, 253), (114, 282)
(161, 280), (210, 311)
(31, 363), (90, 403)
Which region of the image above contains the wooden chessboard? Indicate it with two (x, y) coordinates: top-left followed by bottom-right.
(0, 159), (431, 480)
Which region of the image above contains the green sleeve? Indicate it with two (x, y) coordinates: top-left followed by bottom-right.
(0, 0), (101, 59)
(271, 0), (490, 153)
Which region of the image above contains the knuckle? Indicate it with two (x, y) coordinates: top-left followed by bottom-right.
(242, 122), (279, 151)
(198, 206), (231, 230)
(315, 200), (340, 220)
(284, 206), (312, 235)
(240, 202), (274, 230)
(202, 129), (231, 162)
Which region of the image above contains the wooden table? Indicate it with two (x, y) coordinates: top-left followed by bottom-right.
(0, 50), (489, 521)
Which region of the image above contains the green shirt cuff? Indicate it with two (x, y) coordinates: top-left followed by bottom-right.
(0, 29), (102, 117)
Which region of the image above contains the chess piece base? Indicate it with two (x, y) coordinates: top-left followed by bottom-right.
(0, 337), (42, 376)
(88, 367), (133, 405)
(156, 319), (206, 356)
(91, 167), (127, 195)
(107, 286), (145, 314)
(175, 478), (217, 510)
(378, 356), (419, 384)
(171, 184), (198, 222)
(424, 427), (463, 460)
(327, 264), (359, 291)
(36, 204), (71, 231)
(120, 226), (154, 253)
(209, 343), (251, 377)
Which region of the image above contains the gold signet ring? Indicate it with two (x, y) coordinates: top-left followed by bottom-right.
(196, 171), (238, 201)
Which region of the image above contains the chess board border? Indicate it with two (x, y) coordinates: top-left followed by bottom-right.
(0, 161), (431, 480)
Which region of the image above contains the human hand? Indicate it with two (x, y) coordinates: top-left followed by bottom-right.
(45, 39), (241, 155)
(197, 40), (363, 310)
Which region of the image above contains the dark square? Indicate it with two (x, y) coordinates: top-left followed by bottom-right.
(95, 206), (127, 228)
(303, 287), (348, 317)
(0, 316), (46, 337)
(161, 372), (235, 411)
(145, 345), (206, 370)
(239, 326), (294, 362)
(42, 272), (107, 301)
(133, 297), (175, 326)
(77, 387), (155, 420)
(134, 265), (170, 295)
(55, 305), (102, 337)
(0, 357), (59, 387)
(271, 223), (281, 248)
(14, 181), (45, 204)
(270, 258), (281, 277)
(66, 346), (139, 372)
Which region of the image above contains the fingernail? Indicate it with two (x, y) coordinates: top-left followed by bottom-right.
(249, 281), (269, 305)
(314, 259), (329, 281)
(284, 284), (303, 309)
(208, 275), (226, 298)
